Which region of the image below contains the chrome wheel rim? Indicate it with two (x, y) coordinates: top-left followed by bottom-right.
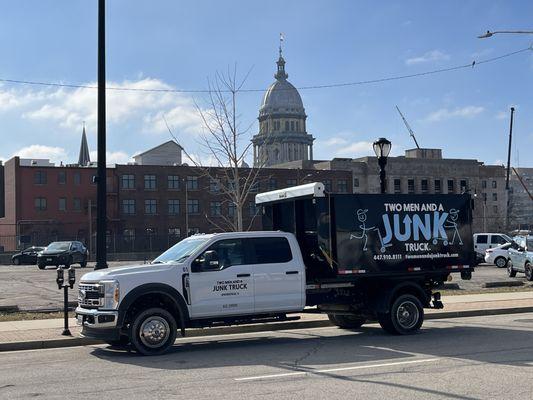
(396, 301), (419, 330)
(139, 316), (170, 349)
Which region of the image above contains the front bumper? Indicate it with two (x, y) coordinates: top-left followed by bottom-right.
(76, 307), (121, 341)
(38, 254), (68, 265)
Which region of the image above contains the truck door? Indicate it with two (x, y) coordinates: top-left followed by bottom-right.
(188, 238), (254, 318)
(249, 237), (304, 313)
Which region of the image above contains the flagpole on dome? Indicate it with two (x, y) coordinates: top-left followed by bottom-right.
(279, 32), (284, 57)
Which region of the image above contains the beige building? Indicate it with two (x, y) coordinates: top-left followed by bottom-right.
(274, 148), (508, 233)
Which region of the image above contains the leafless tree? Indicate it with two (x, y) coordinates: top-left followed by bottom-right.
(165, 66), (267, 232)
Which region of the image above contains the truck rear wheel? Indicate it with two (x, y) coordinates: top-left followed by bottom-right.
(130, 307), (177, 356)
(328, 314), (366, 329)
(378, 294), (424, 335)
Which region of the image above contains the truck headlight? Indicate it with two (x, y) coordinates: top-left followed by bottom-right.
(100, 280), (120, 309)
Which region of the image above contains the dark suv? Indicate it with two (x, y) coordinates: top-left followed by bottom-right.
(37, 241), (89, 270)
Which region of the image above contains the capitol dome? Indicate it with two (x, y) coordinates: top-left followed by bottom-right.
(252, 49), (314, 168)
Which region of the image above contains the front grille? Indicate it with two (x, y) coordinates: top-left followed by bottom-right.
(78, 283), (103, 308)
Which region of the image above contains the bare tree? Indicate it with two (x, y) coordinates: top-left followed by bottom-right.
(165, 66), (267, 232)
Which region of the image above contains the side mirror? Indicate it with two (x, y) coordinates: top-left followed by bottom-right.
(202, 250), (220, 270)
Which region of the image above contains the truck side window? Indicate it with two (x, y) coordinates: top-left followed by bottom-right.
(476, 235), (488, 244)
(491, 235), (507, 245)
(204, 239), (245, 269)
(249, 237), (293, 264)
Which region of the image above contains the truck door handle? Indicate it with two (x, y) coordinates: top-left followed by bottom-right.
(237, 273), (250, 278)
(286, 271), (299, 275)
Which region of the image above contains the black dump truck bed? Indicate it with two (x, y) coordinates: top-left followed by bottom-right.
(256, 183), (475, 282)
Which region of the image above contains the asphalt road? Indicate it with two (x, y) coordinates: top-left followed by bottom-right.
(1, 313), (533, 399)
(1, 261), (530, 311)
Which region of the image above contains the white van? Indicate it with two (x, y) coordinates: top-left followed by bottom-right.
(473, 233), (513, 259)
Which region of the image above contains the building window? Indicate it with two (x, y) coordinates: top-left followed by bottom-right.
(121, 174), (135, 189)
(168, 227), (181, 238)
(34, 197), (47, 211)
(122, 199), (135, 215)
(493, 205), (498, 213)
(421, 179), (429, 193)
(323, 179), (332, 192)
(249, 202), (259, 217)
(460, 179), (468, 192)
(58, 171), (66, 184)
(337, 180), (348, 193)
(482, 180), (487, 189)
(268, 178), (277, 190)
(188, 227), (200, 236)
(482, 192), (487, 201)
(168, 175), (180, 190)
(228, 203), (236, 218)
(187, 176), (198, 190)
(407, 179), (415, 194)
(492, 193), (498, 201)
(447, 179), (454, 193)
(145, 199), (157, 214)
(353, 178), (360, 188)
(210, 201), (221, 216)
(250, 181), (260, 193)
(434, 179), (441, 193)
(492, 180), (497, 189)
(285, 121), (289, 131)
(71, 198), (81, 212)
(296, 121), (300, 131)
(34, 171), (47, 185)
(209, 178), (219, 192)
(123, 229), (135, 242)
(290, 121), (295, 131)
(287, 179), (297, 187)
(74, 172), (81, 185)
(394, 179), (401, 194)
(187, 199), (199, 214)
(144, 175), (156, 190)
(168, 199), (180, 215)
(91, 175), (97, 185)
(58, 197), (67, 211)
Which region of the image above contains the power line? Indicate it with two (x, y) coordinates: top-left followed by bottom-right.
(0, 46), (530, 94)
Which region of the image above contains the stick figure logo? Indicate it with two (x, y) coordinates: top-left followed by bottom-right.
(444, 208), (463, 245)
(350, 209), (374, 251)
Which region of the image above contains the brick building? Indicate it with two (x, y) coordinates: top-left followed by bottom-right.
(0, 155), (351, 252)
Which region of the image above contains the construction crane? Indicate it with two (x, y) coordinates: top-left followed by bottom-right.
(396, 106), (421, 149)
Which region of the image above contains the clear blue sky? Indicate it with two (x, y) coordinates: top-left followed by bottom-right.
(0, 0), (532, 166)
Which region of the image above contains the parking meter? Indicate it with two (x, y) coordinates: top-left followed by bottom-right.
(68, 267), (76, 289)
(56, 267), (64, 289)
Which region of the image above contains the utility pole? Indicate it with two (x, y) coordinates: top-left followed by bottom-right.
(95, 0), (107, 270)
(505, 107), (515, 190)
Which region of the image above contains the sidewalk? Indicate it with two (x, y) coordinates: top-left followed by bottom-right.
(1, 291), (533, 352)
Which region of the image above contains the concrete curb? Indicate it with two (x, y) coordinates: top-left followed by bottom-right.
(2, 305), (533, 353)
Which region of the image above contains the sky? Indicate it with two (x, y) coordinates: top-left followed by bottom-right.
(0, 0), (532, 167)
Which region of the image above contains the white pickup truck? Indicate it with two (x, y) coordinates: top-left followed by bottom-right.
(76, 183), (475, 355)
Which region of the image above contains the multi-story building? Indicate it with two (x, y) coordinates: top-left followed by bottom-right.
(508, 167), (533, 232)
(0, 150), (351, 252)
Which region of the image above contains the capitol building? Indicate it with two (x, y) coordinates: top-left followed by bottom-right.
(252, 50), (314, 167)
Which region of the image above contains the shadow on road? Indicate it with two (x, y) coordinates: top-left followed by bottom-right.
(91, 320), (533, 373)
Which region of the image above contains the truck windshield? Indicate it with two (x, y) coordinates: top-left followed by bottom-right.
(152, 237), (209, 264)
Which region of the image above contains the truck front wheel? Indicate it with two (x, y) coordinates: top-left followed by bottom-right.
(130, 307), (177, 356)
(378, 294), (424, 335)
(328, 314), (366, 329)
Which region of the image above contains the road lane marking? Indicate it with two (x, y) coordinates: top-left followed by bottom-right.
(235, 358), (440, 381)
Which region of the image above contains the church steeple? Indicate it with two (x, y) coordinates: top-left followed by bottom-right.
(78, 122), (91, 166)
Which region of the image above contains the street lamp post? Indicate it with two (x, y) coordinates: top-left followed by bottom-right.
(94, 0), (107, 270)
(373, 138), (392, 194)
(478, 30), (533, 38)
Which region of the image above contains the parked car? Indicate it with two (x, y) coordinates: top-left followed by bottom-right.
(37, 241), (88, 270)
(484, 243), (516, 268)
(507, 236), (533, 280)
(11, 246), (45, 265)
(473, 233), (513, 261)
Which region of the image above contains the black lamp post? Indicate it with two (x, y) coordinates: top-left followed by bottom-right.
(373, 138), (392, 194)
